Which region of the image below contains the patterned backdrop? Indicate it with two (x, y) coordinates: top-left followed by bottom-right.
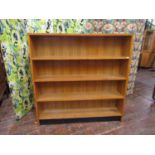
(0, 19), (146, 119)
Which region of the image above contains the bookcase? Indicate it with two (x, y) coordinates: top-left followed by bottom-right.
(140, 30), (155, 67)
(28, 33), (133, 123)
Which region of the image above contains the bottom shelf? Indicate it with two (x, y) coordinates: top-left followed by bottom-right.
(38, 100), (122, 120)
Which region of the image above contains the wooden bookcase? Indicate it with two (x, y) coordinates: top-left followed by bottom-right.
(28, 33), (133, 123)
(140, 30), (155, 67)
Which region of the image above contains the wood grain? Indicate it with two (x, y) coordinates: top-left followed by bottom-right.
(38, 100), (122, 120)
(28, 33), (132, 122)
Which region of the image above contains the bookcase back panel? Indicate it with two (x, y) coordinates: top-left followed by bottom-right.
(39, 100), (117, 111)
(33, 60), (128, 78)
(30, 36), (131, 58)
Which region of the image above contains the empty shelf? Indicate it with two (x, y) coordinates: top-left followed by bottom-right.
(32, 56), (130, 60)
(34, 75), (126, 82)
(39, 106), (122, 120)
(37, 91), (124, 102)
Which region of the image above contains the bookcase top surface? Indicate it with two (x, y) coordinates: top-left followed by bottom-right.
(28, 33), (133, 38)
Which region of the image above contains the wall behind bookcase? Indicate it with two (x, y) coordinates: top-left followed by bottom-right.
(0, 19), (146, 119)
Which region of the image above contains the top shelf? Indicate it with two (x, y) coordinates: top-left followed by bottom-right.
(28, 33), (133, 37)
(29, 34), (132, 60)
(32, 56), (130, 61)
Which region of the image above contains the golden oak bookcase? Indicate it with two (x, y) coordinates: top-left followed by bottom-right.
(28, 33), (133, 123)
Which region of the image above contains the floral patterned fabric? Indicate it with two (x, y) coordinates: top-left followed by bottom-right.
(0, 19), (146, 119)
(0, 19), (33, 119)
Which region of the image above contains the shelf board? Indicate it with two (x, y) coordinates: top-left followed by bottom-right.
(39, 106), (122, 120)
(29, 33), (132, 37)
(32, 56), (129, 61)
(34, 75), (126, 82)
(37, 91), (124, 102)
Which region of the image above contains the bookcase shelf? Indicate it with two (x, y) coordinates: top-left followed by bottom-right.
(38, 100), (123, 120)
(32, 56), (130, 60)
(35, 81), (125, 102)
(39, 105), (122, 120)
(28, 33), (132, 123)
(37, 91), (124, 102)
(34, 74), (126, 82)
